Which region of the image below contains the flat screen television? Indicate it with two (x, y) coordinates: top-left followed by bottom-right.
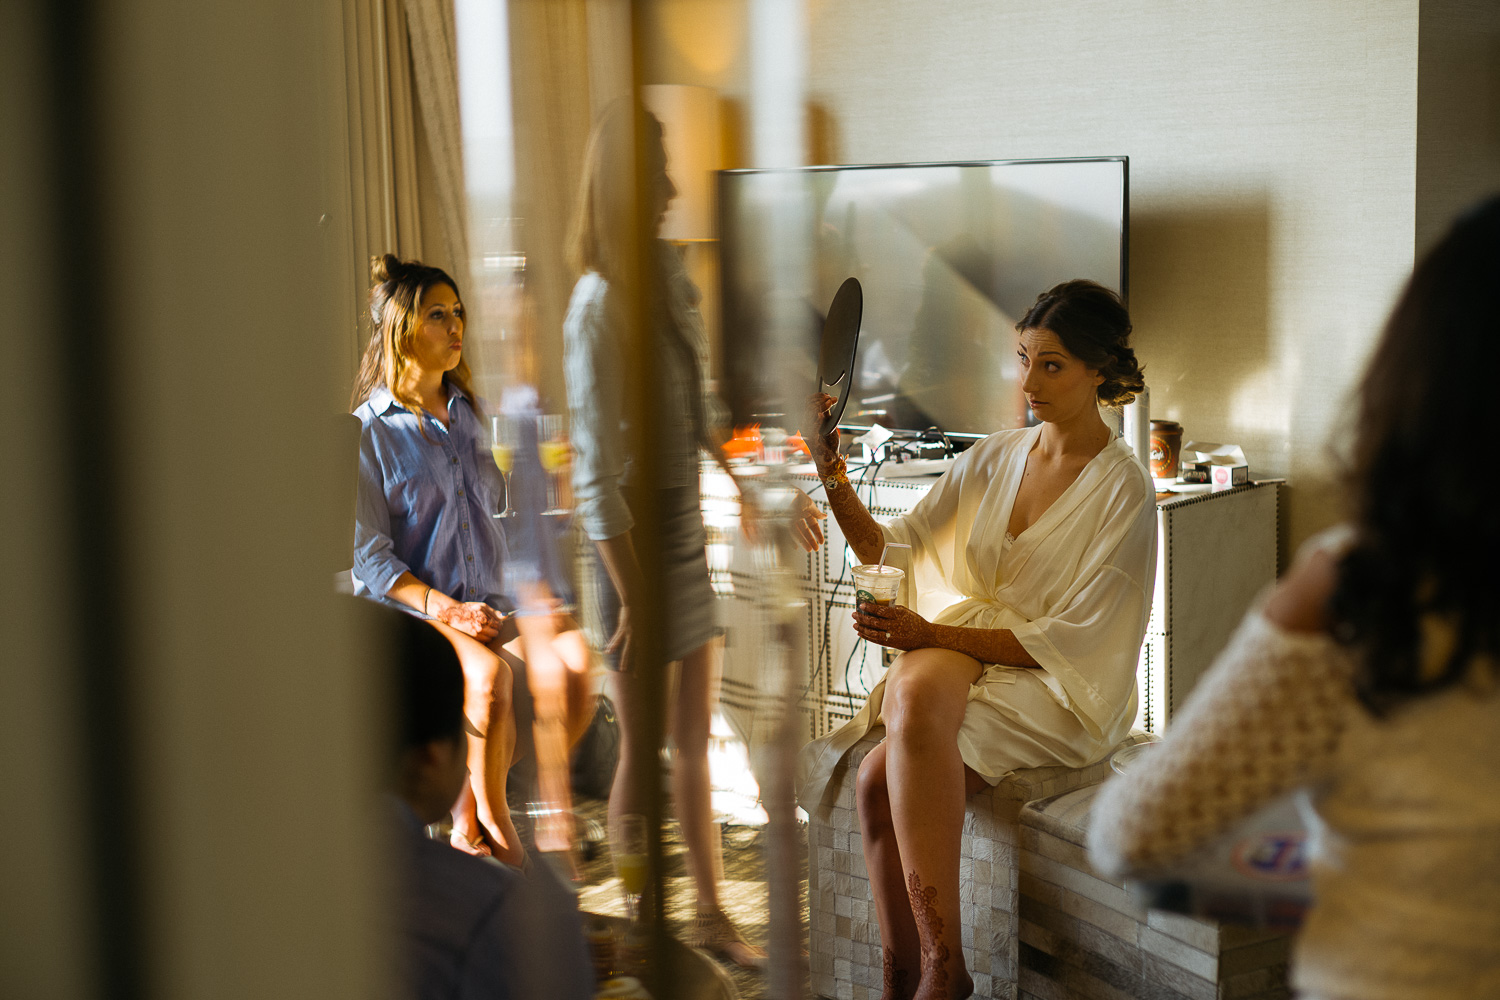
(717, 157), (1128, 438)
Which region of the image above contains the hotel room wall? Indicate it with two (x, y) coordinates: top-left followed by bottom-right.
(646, 0), (1434, 554)
(1416, 0), (1500, 256)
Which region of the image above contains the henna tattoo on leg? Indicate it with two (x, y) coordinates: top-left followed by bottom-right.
(906, 872), (950, 992)
(905, 872), (973, 999)
(882, 945), (911, 1000)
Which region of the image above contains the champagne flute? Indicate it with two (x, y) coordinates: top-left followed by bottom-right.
(537, 413), (570, 515)
(490, 415), (516, 518)
(613, 814), (648, 922)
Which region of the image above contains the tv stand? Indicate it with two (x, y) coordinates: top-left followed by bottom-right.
(704, 461), (1281, 742)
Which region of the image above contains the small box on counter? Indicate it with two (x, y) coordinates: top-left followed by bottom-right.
(1182, 441), (1251, 492)
(1180, 463), (1211, 484)
(1210, 462), (1250, 491)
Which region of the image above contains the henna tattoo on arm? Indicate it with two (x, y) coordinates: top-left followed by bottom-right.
(824, 473), (886, 565)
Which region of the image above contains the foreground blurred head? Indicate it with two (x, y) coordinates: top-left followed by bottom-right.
(387, 609), (468, 823)
(351, 253), (473, 412)
(1334, 194), (1500, 710)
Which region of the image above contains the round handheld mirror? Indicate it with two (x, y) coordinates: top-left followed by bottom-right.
(817, 276), (863, 437)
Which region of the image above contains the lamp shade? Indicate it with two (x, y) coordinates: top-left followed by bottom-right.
(642, 84), (723, 242)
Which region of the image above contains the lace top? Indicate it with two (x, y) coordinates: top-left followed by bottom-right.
(1089, 608), (1354, 874)
(1089, 584), (1500, 999)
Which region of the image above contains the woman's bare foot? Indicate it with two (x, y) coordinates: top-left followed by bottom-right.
(908, 874), (972, 1000)
(881, 945), (917, 1000)
(475, 796), (525, 868)
(688, 905), (767, 970)
(450, 786), (491, 856)
(449, 824), (491, 856)
(911, 970), (972, 1000)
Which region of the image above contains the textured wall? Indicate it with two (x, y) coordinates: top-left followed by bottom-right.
(1416, 0), (1500, 255)
(798, 0), (1422, 553)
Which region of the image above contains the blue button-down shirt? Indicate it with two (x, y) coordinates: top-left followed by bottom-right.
(353, 383), (513, 615)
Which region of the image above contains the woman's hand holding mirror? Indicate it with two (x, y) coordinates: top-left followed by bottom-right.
(803, 392), (842, 472)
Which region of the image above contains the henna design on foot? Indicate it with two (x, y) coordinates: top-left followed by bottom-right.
(906, 872), (950, 993)
(882, 945), (911, 1000)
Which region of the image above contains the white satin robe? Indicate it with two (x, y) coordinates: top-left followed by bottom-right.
(798, 425), (1157, 818)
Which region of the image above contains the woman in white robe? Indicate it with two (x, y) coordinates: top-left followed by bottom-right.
(799, 280), (1155, 1000)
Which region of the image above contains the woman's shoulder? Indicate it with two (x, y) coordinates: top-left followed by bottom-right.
(352, 387), (394, 427)
(1099, 436), (1154, 504)
(566, 271), (607, 318)
(1261, 525), (1353, 635)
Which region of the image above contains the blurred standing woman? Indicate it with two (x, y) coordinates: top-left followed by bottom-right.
(564, 101), (822, 969)
(352, 255), (590, 867)
(1090, 198), (1500, 1000)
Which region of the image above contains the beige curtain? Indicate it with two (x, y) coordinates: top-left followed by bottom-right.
(404, 0), (471, 288)
(336, 0), (469, 384)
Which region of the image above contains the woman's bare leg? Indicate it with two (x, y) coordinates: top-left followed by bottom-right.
(673, 638), (765, 967)
(857, 742), (918, 1000)
(515, 614), (595, 854)
(605, 661), (647, 846)
(550, 621), (596, 747)
(429, 620), (523, 866)
(606, 643), (722, 890)
(671, 640), (721, 909)
(881, 648), (985, 1000)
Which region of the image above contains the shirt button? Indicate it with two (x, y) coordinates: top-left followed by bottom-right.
(458, 489), (465, 497)
(451, 457), (458, 464)
(462, 522), (469, 529)
(466, 555), (473, 562)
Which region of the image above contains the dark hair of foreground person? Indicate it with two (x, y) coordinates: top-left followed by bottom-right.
(1331, 195), (1500, 712)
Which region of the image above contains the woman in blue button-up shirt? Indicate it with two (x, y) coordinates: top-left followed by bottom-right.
(352, 254), (590, 867)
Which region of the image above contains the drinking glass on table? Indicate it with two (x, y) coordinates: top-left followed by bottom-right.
(613, 814), (648, 922)
(490, 415), (517, 518)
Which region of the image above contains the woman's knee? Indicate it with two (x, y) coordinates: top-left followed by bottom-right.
(882, 651), (962, 736)
(462, 650), (513, 712)
(855, 749), (892, 823)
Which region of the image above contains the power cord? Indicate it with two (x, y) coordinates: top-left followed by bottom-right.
(799, 452), (884, 707)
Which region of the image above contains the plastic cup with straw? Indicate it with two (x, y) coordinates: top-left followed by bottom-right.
(852, 542), (909, 609)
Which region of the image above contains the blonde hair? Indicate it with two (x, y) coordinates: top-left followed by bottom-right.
(351, 254), (476, 423)
(565, 99), (664, 282)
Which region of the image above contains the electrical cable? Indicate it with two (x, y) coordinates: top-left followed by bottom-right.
(797, 452), (880, 707)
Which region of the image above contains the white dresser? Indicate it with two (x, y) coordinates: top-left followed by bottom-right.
(704, 465), (1281, 741)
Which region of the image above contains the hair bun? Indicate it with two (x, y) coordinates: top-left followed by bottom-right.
(370, 253), (405, 285)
